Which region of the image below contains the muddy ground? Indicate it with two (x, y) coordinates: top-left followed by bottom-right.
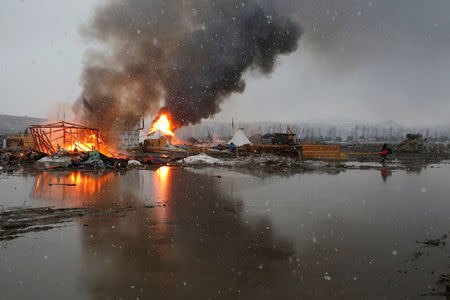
(0, 204), (166, 241)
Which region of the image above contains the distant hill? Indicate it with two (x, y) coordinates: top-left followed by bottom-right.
(0, 114), (46, 133)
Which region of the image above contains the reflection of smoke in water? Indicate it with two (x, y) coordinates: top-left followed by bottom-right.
(80, 168), (295, 299)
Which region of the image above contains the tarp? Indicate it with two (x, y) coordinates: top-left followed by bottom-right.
(228, 129), (251, 146)
(88, 151), (101, 161)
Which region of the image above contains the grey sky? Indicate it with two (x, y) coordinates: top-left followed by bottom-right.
(1, 0), (449, 127)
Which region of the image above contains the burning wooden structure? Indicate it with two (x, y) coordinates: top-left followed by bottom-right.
(144, 132), (172, 148)
(143, 114), (175, 149)
(29, 121), (115, 156)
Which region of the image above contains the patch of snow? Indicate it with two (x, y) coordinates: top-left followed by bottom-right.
(35, 155), (71, 169)
(180, 153), (227, 165)
(128, 159), (143, 166)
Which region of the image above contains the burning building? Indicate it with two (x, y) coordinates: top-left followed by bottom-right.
(143, 115), (174, 149)
(144, 131), (172, 148)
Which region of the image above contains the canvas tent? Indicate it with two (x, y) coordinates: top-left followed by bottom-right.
(228, 129), (252, 146)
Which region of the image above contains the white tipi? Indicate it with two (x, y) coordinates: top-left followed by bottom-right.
(228, 129), (251, 146)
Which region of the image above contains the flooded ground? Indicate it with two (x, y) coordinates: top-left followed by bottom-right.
(1, 162), (450, 299)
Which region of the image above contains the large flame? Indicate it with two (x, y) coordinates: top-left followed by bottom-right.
(147, 114), (174, 137)
(64, 133), (116, 157)
(66, 134), (97, 152)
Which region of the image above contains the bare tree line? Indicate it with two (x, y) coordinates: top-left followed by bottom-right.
(176, 121), (450, 143)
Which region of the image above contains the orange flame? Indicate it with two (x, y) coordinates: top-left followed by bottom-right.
(66, 134), (97, 152)
(64, 133), (118, 158)
(147, 114), (174, 137)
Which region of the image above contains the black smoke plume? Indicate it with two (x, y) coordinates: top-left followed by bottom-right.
(74, 0), (302, 137)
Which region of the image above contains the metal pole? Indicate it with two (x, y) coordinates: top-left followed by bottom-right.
(62, 121), (65, 149)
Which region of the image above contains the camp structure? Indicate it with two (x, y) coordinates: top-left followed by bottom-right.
(271, 127), (296, 145)
(144, 130), (172, 148)
(228, 129), (252, 147)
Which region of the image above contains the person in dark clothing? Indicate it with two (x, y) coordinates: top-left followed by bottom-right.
(380, 143), (391, 164)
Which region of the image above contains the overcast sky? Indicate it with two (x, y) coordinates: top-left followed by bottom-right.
(1, 0), (449, 127)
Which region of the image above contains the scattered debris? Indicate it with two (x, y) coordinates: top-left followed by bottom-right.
(423, 239), (443, 246)
(422, 281), (450, 297)
(79, 159), (106, 168)
(438, 274), (450, 284)
(417, 234), (448, 247)
(413, 250), (424, 260)
(234, 153), (301, 169)
(421, 289), (450, 297)
(144, 156), (166, 165)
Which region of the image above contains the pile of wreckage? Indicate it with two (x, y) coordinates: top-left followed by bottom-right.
(0, 149), (135, 170)
(0, 150), (46, 166)
(36, 150), (130, 169)
(396, 133), (439, 153)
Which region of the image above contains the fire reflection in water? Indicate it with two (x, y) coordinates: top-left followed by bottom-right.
(33, 171), (116, 207)
(152, 166), (171, 223)
(154, 166), (170, 202)
(33, 168), (173, 209)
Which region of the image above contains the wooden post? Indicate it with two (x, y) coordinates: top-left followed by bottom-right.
(96, 130), (99, 151)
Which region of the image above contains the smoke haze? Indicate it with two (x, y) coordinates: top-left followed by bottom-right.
(75, 0), (302, 136)
(2, 1), (450, 129)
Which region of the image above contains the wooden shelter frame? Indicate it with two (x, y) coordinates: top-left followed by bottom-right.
(29, 121), (101, 155)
